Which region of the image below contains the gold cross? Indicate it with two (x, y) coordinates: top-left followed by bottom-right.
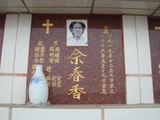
(42, 19), (53, 34)
(155, 26), (160, 30)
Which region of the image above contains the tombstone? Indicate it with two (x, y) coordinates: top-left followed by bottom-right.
(27, 14), (126, 104)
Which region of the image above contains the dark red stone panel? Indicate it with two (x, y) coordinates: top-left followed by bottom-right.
(27, 14), (126, 104)
(148, 18), (160, 103)
(0, 14), (6, 64)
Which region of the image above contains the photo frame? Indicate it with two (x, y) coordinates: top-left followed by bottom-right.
(66, 19), (88, 46)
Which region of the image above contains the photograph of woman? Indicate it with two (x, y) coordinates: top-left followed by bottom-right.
(67, 20), (88, 46)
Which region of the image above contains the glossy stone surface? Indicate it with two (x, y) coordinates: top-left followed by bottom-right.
(148, 18), (160, 104)
(27, 14), (126, 104)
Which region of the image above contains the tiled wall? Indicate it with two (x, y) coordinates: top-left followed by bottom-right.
(105, 108), (160, 120)
(123, 15), (153, 104)
(0, 14), (154, 105)
(0, 107), (9, 120)
(0, 14), (158, 120)
(0, 107), (160, 120)
(12, 108), (101, 120)
(0, 14), (31, 104)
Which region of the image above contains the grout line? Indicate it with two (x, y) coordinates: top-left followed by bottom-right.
(21, 0), (30, 13)
(150, 4), (160, 17)
(101, 109), (104, 120)
(134, 16), (142, 104)
(9, 108), (12, 120)
(11, 14), (20, 105)
(126, 74), (152, 77)
(0, 73), (27, 76)
(90, 0), (95, 14)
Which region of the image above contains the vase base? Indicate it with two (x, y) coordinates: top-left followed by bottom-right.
(27, 101), (51, 108)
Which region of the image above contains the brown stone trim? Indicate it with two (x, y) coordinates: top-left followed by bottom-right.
(0, 73), (27, 77)
(126, 74), (152, 77)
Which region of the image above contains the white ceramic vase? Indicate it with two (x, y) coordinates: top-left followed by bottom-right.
(29, 64), (48, 104)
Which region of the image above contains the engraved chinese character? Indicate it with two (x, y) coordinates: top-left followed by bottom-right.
(101, 88), (107, 94)
(109, 89), (115, 94)
(49, 47), (54, 52)
(102, 78), (106, 83)
(34, 58), (45, 64)
(101, 74), (107, 78)
(101, 53), (106, 59)
(68, 84), (86, 99)
(103, 26), (109, 34)
(51, 76), (57, 87)
(100, 35), (105, 38)
(49, 53), (55, 57)
(68, 66), (85, 82)
(37, 41), (44, 46)
(101, 83), (107, 94)
(101, 64), (105, 69)
(57, 76), (62, 88)
(101, 59), (106, 64)
(107, 39), (113, 44)
(46, 75), (51, 87)
(101, 49), (106, 54)
(109, 83), (115, 89)
(55, 52), (60, 58)
(68, 48), (87, 65)
(54, 58), (60, 63)
(101, 39), (105, 42)
(53, 41), (58, 46)
(109, 68), (114, 77)
(55, 47), (60, 51)
(46, 66), (52, 72)
(110, 78), (114, 82)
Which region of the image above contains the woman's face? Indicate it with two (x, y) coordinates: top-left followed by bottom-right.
(72, 23), (84, 37)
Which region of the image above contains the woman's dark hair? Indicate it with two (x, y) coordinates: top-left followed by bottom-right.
(69, 21), (86, 33)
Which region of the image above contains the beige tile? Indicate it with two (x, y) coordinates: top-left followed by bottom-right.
(135, 16), (152, 74)
(0, 14), (18, 73)
(123, 15), (139, 74)
(126, 77), (140, 104)
(140, 77), (154, 103)
(0, 76), (12, 104)
(12, 108), (101, 120)
(14, 14), (32, 74)
(0, 107), (9, 120)
(105, 108), (160, 120)
(12, 76), (27, 104)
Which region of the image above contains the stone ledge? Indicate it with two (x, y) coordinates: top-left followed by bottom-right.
(0, 104), (160, 109)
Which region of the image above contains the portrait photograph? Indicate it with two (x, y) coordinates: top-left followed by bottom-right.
(66, 19), (88, 46)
